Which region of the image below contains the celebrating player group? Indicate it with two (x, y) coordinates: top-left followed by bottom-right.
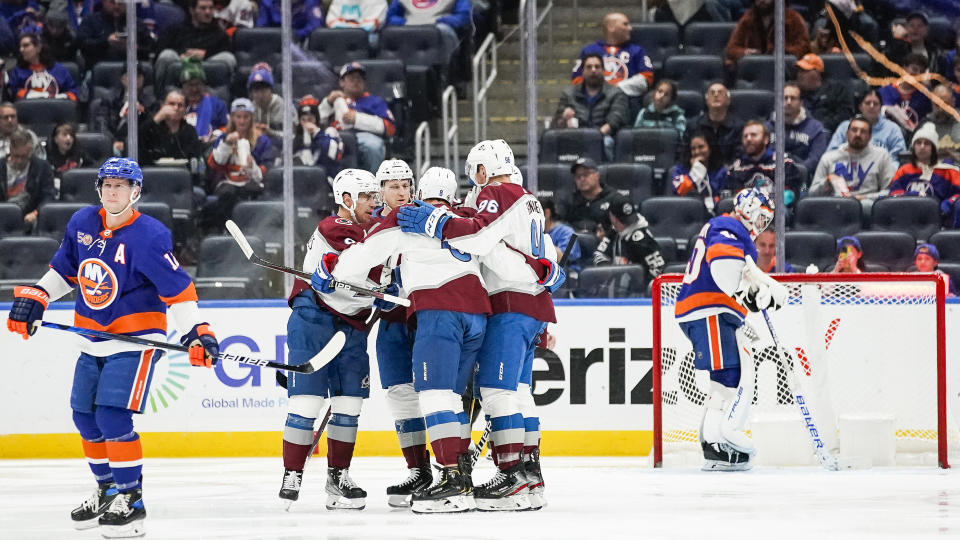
(5, 139), (567, 536)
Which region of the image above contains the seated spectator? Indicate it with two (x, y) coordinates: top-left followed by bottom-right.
(827, 88), (907, 160)
(0, 128), (53, 230)
(385, 0), (470, 68)
(811, 115), (897, 200)
(42, 11), (79, 63)
(138, 89), (205, 167)
(214, 0), (257, 34)
(883, 11), (939, 74)
(572, 12), (653, 98)
(206, 98), (278, 228)
(809, 22), (841, 55)
(829, 235), (865, 273)
(654, 0), (730, 30)
(887, 124), (960, 226)
(326, 0), (387, 49)
(77, 0), (157, 67)
(540, 197), (581, 266)
(685, 82), (743, 164)
(180, 59), (229, 143)
(258, 0), (323, 42)
(878, 53), (932, 133)
(155, 0), (237, 88)
(670, 130), (727, 214)
(6, 32), (78, 101)
(767, 81), (828, 174)
(65, 0), (95, 33)
(726, 121), (803, 204)
(795, 53), (854, 134)
(633, 80), (686, 132)
(753, 228), (795, 273)
(106, 65), (156, 154)
(46, 121), (92, 179)
(0, 0), (39, 35)
(561, 157), (620, 234)
(0, 16), (14, 57)
(319, 62), (396, 173)
(293, 94), (343, 180)
(913, 243), (957, 295)
(725, 0), (809, 66)
(247, 63), (283, 137)
(924, 84), (960, 156)
(592, 193), (665, 282)
(553, 53), (628, 161)
(0, 101), (42, 160)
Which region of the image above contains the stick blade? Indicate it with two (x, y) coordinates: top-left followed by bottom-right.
(302, 331), (346, 374)
(225, 220), (254, 259)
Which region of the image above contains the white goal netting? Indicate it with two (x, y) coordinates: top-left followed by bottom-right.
(653, 273), (959, 468)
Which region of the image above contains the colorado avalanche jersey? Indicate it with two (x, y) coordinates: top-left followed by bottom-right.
(334, 204), (491, 317)
(442, 182), (557, 323)
(49, 207), (196, 356)
(288, 215), (377, 329)
(674, 216), (756, 323)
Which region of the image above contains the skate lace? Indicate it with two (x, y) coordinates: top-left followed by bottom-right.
(282, 470), (301, 491)
(338, 470), (359, 489)
(79, 488), (102, 511)
(104, 492), (131, 516)
(478, 470), (506, 490)
(398, 467), (422, 488)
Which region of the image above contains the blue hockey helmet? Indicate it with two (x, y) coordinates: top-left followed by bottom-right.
(97, 157), (143, 188)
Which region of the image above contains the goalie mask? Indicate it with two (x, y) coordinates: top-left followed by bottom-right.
(465, 139), (515, 186)
(733, 187), (774, 240)
(417, 167), (459, 205)
(333, 168), (381, 221)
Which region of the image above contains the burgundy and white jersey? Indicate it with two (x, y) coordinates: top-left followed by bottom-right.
(288, 215), (376, 328)
(443, 182), (557, 323)
(333, 205), (491, 317)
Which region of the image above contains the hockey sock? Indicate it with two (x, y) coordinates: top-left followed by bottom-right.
(394, 417), (429, 468)
(489, 413), (525, 470)
(458, 411), (471, 455)
(423, 410), (463, 467)
(95, 405), (140, 492)
(327, 413), (359, 469)
(283, 413), (316, 470)
(522, 416), (541, 456)
(73, 411), (113, 483)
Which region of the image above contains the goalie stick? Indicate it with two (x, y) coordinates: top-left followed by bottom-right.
(761, 310), (842, 471)
(224, 220), (411, 307)
(34, 320), (345, 375)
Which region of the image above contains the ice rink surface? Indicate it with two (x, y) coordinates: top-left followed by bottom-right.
(2, 457), (959, 540)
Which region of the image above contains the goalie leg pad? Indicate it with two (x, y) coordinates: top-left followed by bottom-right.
(717, 328), (757, 455)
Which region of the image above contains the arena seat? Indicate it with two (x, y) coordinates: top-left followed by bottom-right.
(574, 232), (599, 266)
(139, 167), (193, 222)
(728, 89), (775, 122)
(784, 230), (835, 271)
(820, 53), (872, 81)
(0, 236), (61, 300)
(233, 27), (284, 68)
(534, 163), (574, 199)
(715, 197), (734, 215)
(0, 203), (23, 238)
(35, 202), (86, 239)
(59, 168), (101, 204)
(264, 166), (332, 216)
(358, 59), (407, 103)
(663, 55), (724, 93)
(735, 55), (796, 91)
(540, 129), (604, 164)
(653, 236), (678, 263)
(308, 27), (372, 67)
(154, 2), (186, 36)
(935, 263), (960, 291)
(378, 26), (445, 122)
(339, 130), (359, 169)
(599, 163), (655, 205)
(928, 17), (956, 50)
(614, 128), (680, 180)
(676, 90), (704, 124)
(793, 197), (862, 238)
(855, 231), (916, 271)
(870, 197), (941, 242)
(74, 132), (112, 166)
(15, 99), (77, 138)
(640, 197), (707, 250)
(136, 202), (174, 232)
(629, 23), (680, 71)
(681, 22), (736, 56)
(195, 235), (268, 299)
(930, 231), (960, 263)
(576, 265), (648, 298)
(232, 201), (284, 258)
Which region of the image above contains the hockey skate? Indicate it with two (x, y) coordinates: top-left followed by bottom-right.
(278, 468), (303, 510)
(411, 454), (475, 514)
(71, 482), (119, 530)
(325, 467), (366, 510)
(474, 463), (531, 511)
(522, 449), (546, 510)
(386, 465), (432, 508)
(99, 488), (146, 538)
(701, 441), (753, 472)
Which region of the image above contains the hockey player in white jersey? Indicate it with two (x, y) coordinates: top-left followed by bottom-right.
(397, 140), (565, 511)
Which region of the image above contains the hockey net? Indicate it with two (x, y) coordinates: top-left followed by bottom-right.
(652, 273), (958, 468)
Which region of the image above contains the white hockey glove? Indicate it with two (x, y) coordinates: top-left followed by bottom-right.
(733, 257), (788, 312)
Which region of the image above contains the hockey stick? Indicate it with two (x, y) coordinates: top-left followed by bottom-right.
(470, 421), (492, 467)
(224, 220), (410, 307)
(35, 320), (345, 375)
(761, 310), (841, 471)
(284, 405), (333, 511)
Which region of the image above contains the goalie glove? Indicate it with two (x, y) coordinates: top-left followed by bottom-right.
(733, 257), (788, 312)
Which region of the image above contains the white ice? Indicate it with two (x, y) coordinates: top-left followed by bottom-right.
(1, 457), (959, 540)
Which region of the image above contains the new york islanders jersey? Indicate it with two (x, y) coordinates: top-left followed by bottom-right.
(49, 206), (197, 356)
(442, 182), (557, 323)
(674, 216), (756, 323)
(334, 204), (491, 317)
(289, 215), (377, 328)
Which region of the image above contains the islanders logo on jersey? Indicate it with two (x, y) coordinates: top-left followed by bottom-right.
(24, 70), (60, 98)
(77, 258), (119, 310)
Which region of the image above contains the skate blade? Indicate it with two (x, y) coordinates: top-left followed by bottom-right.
(701, 459), (753, 472)
(73, 517), (100, 530)
(99, 520), (145, 538)
(475, 493), (531, 512)
(387, 494), (412, 508)
(325, 495), (366, 510)
(527, 490), (546, 511)
(411, 495), (476, 514)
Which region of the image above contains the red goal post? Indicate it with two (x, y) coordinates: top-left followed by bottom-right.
(652, 272), (952, 469)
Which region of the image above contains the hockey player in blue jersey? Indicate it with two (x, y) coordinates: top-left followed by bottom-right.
(675, 187), (787, 471)
(5, 158), (220, 537)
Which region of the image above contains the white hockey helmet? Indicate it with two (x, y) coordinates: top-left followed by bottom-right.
(465, 139), (515, 186)
(417, 167), (459, 205)
(508, 165), (523, 186)
(375, 158), (413, 185)
(333, 168), (381, 216)
(733, 187), (774, 240)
